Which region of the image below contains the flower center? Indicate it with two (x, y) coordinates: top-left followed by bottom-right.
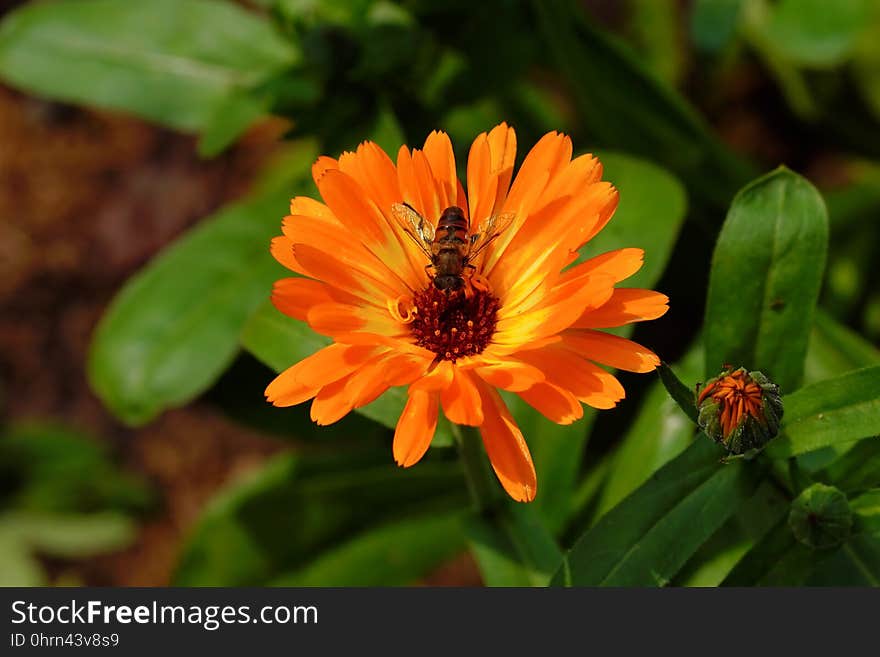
(409, 286), (500, 361)
(698, 370), (765, 438)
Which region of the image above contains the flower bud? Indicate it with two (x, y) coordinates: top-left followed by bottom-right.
(788, 483), (853, 549)
(695, 366), (783, 455)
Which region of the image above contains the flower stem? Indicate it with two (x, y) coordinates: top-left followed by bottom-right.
(453, 424), (501, 515)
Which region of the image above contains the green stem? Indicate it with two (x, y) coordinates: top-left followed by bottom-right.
(453, 424), (501, 515)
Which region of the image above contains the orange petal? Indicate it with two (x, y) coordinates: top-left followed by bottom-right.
(475, 380), (537, 502)
(493, 273), (616, 349)
(393, 390), (440, 467)
(271, 277), (336, 321)
(289, 196), (338, 223)
(470, 359), (546, 392)
(466, 133), (499, 224)
(311, 155), (338, 186)
(561, 330), (660, 373)
(538, 153), (602, 204)
(306, 301), (407, 340)
(517, 382), (583, 425)
(265, 343), (379, 407)
(316, 168), (388, 250)
(562, 248), (645, 286)
(440, 367), (484, 426)
(397, 145), (443, 222)
(514, 346), (625, 409)
(337, 141), (401, 212)
(422, 131), (458, 212)
(573, 288), (670, 328)
(293, 242), (404, 305)
(504, 131), (571, 212)
(270, 235), (300, 273)
(486, 122), (517, 210)
(310, 375), (355, 425)
(410, 359), (455, 393)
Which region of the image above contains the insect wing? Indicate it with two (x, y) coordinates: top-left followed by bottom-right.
(468, 211), (517, 259)
(390, 202), (435, 259)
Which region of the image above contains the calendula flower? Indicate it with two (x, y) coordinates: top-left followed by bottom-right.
(266, 124), (668, 502)
(696, 366), (783, 455)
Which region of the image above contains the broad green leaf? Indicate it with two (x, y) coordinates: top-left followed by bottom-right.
(852, 489), (880, 535)
(798, 312), (880, 470)
(0, 0), (297, 132)
(674, 480), (788, 586)
(467, 504), (563, 587)
(805, 310), (880, 385)
(271, 512), (466, 586)
(704, 168), (829, 391)
(241, 300), (455, 446)
(173, 449), (467, 585)
(88, 143), (316, 425)
(760, 0), (873, 68)
(721, 514), (820, 586)
(197, 92), (272, 157)
(553, 440), (761, 586)
(1, 512), (135, 558)
(532, 0), (753, 209)
(821, 438), (880, 493)
(768, 366), (880, 458)
(590, 344), (702, 522)
(805, 534), (880, 586)
(523, 152), (686, 533)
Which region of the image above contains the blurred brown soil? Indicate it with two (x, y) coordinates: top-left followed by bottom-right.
(0, 85), (289, 585)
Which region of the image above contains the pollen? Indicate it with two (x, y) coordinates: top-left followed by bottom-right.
(409, 285), (500, 361)
(697, 369), (765, 439)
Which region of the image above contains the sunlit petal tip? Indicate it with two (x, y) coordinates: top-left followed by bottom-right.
(311, 155), (338, 184)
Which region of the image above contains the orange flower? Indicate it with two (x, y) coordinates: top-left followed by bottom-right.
(266, 124), (668, 502)
(697, 369), (765, 440)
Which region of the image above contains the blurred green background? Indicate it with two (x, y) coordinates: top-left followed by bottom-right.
(0, 0), (878, 586)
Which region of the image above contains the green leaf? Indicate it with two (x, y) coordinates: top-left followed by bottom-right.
(553, 440), (761, 586)
(721, 519), (816, 586)
(821, 437), (880, 493)
(271, 512), (466, 586)
(533, 0), (753, 209)
(0, 0), (297, 132)
(467, 504), (563, 586)
(805, 534), (880, 586)
(657, 361), (699, 423)
(760, 0), (873, 68)
(241, 300), (455, 446)
(674, 480), (789, 586)
(173, 449), (467, 585)
(1, 511), (135, 558)
(87, 143), (316, 425)
(704, 168), (829, 392)
(768, 366), (880, 458)
(852, 488), (880, 535)
(805, 310), (880, 385)
(197, 92), (271, 158)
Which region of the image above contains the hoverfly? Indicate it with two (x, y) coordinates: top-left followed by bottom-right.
(390, 203), (516, 293)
